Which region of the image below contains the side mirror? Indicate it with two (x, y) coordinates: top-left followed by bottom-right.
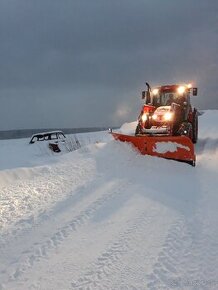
(193, 88), (198, 96)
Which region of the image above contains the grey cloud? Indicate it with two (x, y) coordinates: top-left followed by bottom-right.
(0, 0), (217, 129)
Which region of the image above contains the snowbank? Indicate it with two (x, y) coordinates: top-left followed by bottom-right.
(118, 121), (138, 135)
(199, 109), (218, 139)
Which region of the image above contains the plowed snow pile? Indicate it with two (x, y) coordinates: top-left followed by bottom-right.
(0, 111), (218, 290)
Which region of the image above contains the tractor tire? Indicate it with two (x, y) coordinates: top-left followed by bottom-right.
(192, 110), (198, 144)
(188, 124), (194, 141)
(177, 122), (193, 141)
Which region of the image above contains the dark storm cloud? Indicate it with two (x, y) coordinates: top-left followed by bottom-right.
(0, 0), (217, 129)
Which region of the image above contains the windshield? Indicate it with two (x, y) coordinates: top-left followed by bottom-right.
(152, 91), (186, 106)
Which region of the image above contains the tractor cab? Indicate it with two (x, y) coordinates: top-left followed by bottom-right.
(143, 84), (197, 108)
(152, 85), (189, 107)
(151, 85), (193, 122)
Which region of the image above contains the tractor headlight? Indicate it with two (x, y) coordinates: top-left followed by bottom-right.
(177, 86), (186, 94)
(152, 88), (159, 95)
(152, 114), (157, 120)
(187, 83), (192, 89)
(141, 113), (147, 122)
(164, 112), (173, 121)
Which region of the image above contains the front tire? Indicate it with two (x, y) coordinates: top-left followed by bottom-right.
(177, 122), (193, 141)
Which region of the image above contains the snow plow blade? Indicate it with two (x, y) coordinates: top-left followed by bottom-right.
(111, 132), (196, 166)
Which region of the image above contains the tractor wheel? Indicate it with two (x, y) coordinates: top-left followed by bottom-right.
(192, 111), (198, 144)
(177, 122), (193, 141)
(188, 124), (193, 141)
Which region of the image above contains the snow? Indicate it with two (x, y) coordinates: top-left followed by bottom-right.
(1, 111), (218, 289)
(118, 121), (138, 135)
(153, 141), (190, 153)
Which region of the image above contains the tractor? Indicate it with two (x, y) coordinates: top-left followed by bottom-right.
(135, 83), (198, 144)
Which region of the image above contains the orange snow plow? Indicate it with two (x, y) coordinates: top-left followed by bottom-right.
(111, 132), (196, 166)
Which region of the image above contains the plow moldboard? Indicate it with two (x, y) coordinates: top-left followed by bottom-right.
(111, 132), (196, 166)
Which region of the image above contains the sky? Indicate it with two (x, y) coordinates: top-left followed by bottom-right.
(0, 0), (217, 130)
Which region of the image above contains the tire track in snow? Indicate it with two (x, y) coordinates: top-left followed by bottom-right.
(146, 218), (191, 289)
(147, 217), (218, 290)
(1, 180), (129, 287)
(70, 212), (152, 290)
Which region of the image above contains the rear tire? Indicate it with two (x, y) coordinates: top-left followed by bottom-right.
(192, 160), (196, 167)
(192, 110), (198, 144)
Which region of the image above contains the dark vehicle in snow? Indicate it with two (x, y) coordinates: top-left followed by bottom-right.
(29, 131), (66, 152)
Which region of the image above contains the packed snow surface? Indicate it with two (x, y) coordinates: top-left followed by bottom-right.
(1, 111), (218, 289)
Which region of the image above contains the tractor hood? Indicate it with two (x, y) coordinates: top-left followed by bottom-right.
(154, 106), (171, 114)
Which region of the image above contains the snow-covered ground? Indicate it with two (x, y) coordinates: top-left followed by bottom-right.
(0, 111), (218, 290)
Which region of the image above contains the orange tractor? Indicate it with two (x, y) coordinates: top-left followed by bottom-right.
(111, 83), (198, 166)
